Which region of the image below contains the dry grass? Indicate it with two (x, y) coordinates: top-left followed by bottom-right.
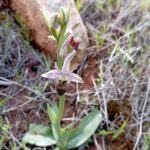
(81, 0), (150, 149)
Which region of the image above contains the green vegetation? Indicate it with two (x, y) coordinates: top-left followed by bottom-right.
(99, 120), (128, 140)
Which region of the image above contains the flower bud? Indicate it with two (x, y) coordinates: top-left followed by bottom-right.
(57, 7), (70, 25)
(40, 8), (51, 30)
(40, 8), (57, 31)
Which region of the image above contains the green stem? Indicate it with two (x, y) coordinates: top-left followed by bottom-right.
(57, 24), (67, 69)
(57, 95), (66, 149)
(57, 95), (65, 124)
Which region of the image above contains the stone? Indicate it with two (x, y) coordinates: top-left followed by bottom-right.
(9, 0), (88, 70)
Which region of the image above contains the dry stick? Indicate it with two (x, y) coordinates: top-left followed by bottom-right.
(0, 91), (10, 97)
(92, 76), (106, 117)
(0, 77), (51, 113)
(100, 60), (108, 125)
(93, 134), (102, 150)
(0, 76), (50, 101)
(0, 77), (37, 93)
(4, 117), (31, 150)
(101, 136), (107, 150)
(2, 98), (34, 113)
(133, 76), (150, 150)
(108, 42), (118, 63)
(111, 1), (140, 29)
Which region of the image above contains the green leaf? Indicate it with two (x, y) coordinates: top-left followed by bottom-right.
(58, 128), (75, 149)
(52, 123), (62, 141)
(99, 130), (114, 136)
(23, 124), (56, 147)
(51, 102), (59, 116)
(47, 104), (57, 124)
(51, 27), (58, 40)
(57, 95), (65, 123)
(47, 104), (61, 141)
(61, 7), (70, 23)
(56, 122), (76, 149)
(0, 98), (7, 111)
(98, 119), (128, 140)
(67, 110), (102, 149)
(63, 122), (75, 132)
(40, 9), (52, 31)
(112, 119), (128, 140)
(76, 0), (83, 12)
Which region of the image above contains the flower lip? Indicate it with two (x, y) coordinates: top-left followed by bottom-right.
(61, 50), (76, 72)
(70, 37), (80, 50)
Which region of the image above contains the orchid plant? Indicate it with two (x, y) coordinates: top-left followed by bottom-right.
(23, 7), (102, 150)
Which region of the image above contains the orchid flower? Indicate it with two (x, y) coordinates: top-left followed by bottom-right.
(41, 50), (83, 83)
(59, 30), (80, 57)
(59, 30), (73, 57)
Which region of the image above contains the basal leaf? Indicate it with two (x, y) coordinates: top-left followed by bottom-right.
(58, 128), (74, 149)
(23, 123), (56, 147)
(47, 104), (61, 141)
(67, 110), (102, 149)
(47, 104), (57, 124)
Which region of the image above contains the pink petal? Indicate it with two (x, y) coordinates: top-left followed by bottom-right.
(55, 63), (60, 71)
(62, 50), (76, 72)
(41, 70), (60, 79)
(69, 73), (84, 83)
